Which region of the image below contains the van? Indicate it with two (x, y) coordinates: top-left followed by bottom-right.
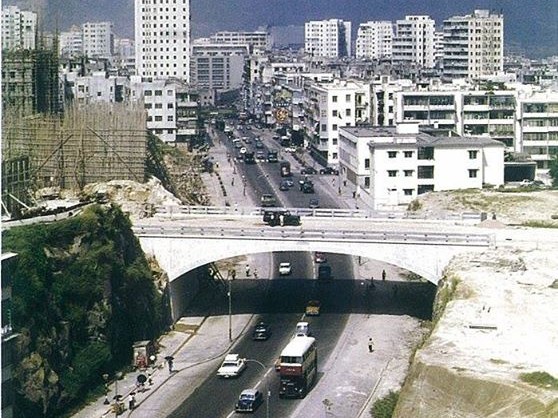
(295, 321), (310, 337)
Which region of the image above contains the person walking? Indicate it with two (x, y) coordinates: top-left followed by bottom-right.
(382, 269), (386, 281)
(129, 394), (136, 410)
(368, 337), (374, 353)
(245, 264), (251, 277)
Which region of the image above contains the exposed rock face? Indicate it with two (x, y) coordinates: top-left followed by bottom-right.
(395, 247), (558, 417)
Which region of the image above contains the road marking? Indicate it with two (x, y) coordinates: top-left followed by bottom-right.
(226, 410), (235, 418)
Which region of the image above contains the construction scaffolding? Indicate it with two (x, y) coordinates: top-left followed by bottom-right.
(2, 102), (148, 214)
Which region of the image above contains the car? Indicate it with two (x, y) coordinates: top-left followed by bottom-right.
(255, 140), (264, 149)
(284, 146), (297, 153)
(235, 389), (263, 413)
(283, 179), (294, 187)
(279, 262), (292, 275)
(242, 136), (252, 144)
(320, 167), (339, 175)
(314, 252), (327, 263)
(309, 198), (319, 208)
(256, 151), (266, 161)
(295, 321), (310, 336)
(301, 166), (318, 175)
(279, 180), (290, 191)
(305, 300), (321, 316)
(260, 194), (277, 207)
(217, 354), (246, 378)
(239, 146), (247, 154)
(302, 181), (315, 193)
(252, 322), (271, 340)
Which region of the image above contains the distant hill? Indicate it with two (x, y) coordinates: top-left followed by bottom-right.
(4, 0), (557, 58)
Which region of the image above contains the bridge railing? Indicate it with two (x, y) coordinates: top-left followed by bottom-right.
(152, 205), (486, 223)
(132, 225), (492, 247)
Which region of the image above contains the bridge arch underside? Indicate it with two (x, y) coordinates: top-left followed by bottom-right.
(139, 236), (486, 285)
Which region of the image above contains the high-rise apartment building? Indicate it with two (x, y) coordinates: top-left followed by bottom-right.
(134, 0), (190, 81)
(392, 15), (436, 68)
(442, 9), (504, 80)
(82, 22), (114, 59)
(209, 31), (271, 52)
(59, 26), (83, 58)
(304, 19), (352, 59)
(355, 21), (393, 60)
(1, 5), (37, 51)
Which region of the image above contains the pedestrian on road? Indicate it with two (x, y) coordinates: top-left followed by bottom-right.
(245, 264), (251, 277)
(253, 268), (258, 279)
(382, 269), (386, 281)
(368, 337), (374, 353)
(129, 394), (136, 410)
(231, 177), (235, 186)
(352, 191), (356, 199)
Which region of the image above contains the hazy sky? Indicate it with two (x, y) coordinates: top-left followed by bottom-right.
(5, 0), (558, 57)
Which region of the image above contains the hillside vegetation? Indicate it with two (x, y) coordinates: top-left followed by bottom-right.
(2, 204), (165, 417)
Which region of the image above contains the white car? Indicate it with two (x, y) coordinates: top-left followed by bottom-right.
(279, 262), (292, 275)
(217, 354), (246, 378)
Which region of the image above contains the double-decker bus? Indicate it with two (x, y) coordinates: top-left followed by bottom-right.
(278, 336), (317, 398)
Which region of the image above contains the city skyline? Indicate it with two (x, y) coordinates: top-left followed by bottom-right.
(3, 0), (558, 58)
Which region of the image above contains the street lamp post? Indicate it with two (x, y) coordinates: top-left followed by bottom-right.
(242, 175), (247, 196)
(228, 277), (232, 342)
(243, 359), (270, 418)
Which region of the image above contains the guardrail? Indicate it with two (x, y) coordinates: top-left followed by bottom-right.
(132, 225), (492, 247)
(151, 205), (486, 222)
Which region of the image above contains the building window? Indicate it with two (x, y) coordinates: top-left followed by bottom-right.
(332, 110), (338, 117)
(332, 95), (338, 103)
(388, 170), (397, 177)
(403, 189), (413, 196)
(364, 158), (370, 169)
(468, 150), (478, 159)
(321, 124), (327, 131)
(155, 116), (163, 121)
(332, 152), (338, 159)
(417, 166), (434, 179)
(155, 90), (163, 96)
(144, 103), (152, 109)
(155, 103), (163, 109)
(468, 169), (478, 178)
(144, 90), (152, 96)
(417, 147), (434, 160)
(332, 124), (338, 131)
(167, 103), (174, 109)
(167, 89), (173, 95)
(167, 115), (174, 121)
(346, 94), (351, 102)
(364, 177), (370, 188)
(404, 170), (414, 177)
(345, 109), (351, 116)
(388, 151), (397, 158)
(404, 151), (413, 158)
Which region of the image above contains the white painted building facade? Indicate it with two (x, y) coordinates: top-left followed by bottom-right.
(1, 5), (37, 51)
(304, 19), (352, 59)
(392, 15), (436, 68)
(355, 21), (393, 60)
(190, 42), (248, 91)
(82, 21), (114, 59)
(134, 0), (190, 81)
(442, 9), (504, 80)
(339, 123), (505, 209)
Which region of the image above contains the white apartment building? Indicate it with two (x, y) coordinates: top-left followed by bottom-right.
(134, 0), (191, 81)
(1, 6), (37, 51)
(338, 123), (504, 209)
(70, 72), (130, 104)
(392, 16), (436, 68)
(130, 76), (198, 143)
(209, 31), (271, 52)
(355, 21), (393, 60)
(304, 19), (352, 59)
(442, 9), (504, 80)
(82, 21), (114, 59)
(517, 92), (558, 171)
(190, 42), (248, 91)
(303, 80), (371, 165)
(59, 26), (83, 58)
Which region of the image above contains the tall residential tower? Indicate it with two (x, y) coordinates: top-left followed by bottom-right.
(305, 19), (352, 59)
(392, 15), (436, 68)
(134, 0), (190, 81)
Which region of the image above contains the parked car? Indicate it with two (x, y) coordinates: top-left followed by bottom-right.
(279, 262), (292, 275)
(305, 300), (321, 316)
(252, 322), (272, 341)
(301, 166), (317, 175)
(217, 354), (246, 378)
(320, 167), (339, 175)
(309, 198), (319, 208)
(283, 179), (294, 187)
(235, 389), (263, 412)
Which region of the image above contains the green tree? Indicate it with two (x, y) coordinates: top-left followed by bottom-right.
(371, 391), (399, 418)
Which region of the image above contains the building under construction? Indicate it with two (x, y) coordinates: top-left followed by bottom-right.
(2, 103), (148, 217)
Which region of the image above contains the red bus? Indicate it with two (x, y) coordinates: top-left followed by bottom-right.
(278, 336), (317, 398)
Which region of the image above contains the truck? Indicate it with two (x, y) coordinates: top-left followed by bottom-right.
(280, 161), (292, 177)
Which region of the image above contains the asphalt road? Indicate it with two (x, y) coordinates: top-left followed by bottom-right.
(169, 126), (434, 418)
